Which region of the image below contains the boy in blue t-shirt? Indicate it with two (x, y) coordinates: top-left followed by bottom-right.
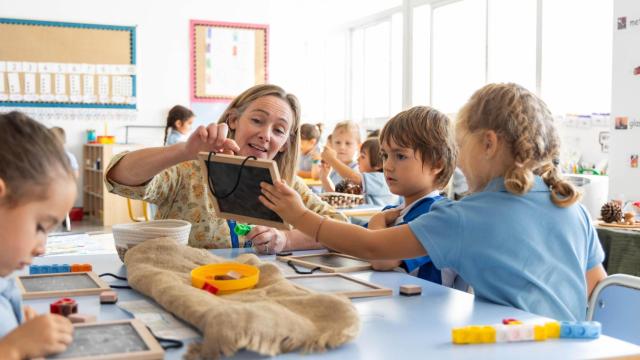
(365, 108), (464, 289)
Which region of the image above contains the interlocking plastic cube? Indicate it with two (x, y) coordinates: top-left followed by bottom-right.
(50, 264), (60, 273)
(29, 265), (40, 275)
(452, 326), (496, 344)
(50, 298), (78, 316)
(60, 264), (71, 273)
(545, 321), (561, 339)
(559, 321), (601, 339)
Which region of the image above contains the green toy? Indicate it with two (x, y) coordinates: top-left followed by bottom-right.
(234, 223), (253, 236)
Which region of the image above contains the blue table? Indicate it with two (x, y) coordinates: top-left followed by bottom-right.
(21, 247), (640, 359)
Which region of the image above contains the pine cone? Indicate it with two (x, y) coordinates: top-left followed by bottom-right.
(601, 201), (623, 223)
(335, 180), (362, 194)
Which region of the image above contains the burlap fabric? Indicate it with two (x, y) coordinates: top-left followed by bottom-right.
(124, 238), (360, 358)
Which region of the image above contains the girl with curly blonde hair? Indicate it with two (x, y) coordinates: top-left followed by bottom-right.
(259, 83), (607, 321)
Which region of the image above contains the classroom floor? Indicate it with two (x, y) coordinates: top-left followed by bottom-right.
(55, 219), (112, 234)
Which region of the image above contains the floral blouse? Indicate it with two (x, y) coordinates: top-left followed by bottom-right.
(105, 152), (348, 249)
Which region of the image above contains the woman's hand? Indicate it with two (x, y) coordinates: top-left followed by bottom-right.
(247, 226), (287, 254)
(259, 180), (307, 224)
(183, 123), (240, 160)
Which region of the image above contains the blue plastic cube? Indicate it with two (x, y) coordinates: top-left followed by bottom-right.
(29, 265), (40, 275)
(560, 321), (601, 339)
(60, 264), (71, 273)
(51, 264), (60, 273)
(40, 265), (52, 274)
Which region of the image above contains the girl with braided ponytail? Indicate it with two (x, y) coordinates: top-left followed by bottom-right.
(258, 83), (607, 321)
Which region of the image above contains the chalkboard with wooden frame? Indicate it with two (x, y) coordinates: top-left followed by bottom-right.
(285, 273), (392, 299)
(16, 271), (111, 300)
(199, 152), (289, 230)
(277, 253), (372, 273)
(46, 319), (163, 359)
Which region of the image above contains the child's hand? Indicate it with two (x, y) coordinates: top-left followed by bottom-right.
(23, 306), (37, 321)
(371, 260), (402, 271)
(183, 123), (241, 159)
(0, 314), (73, 359)
(259, 180), (307, 224)
(247, 226), (287, 254)
(318, 161), (331, 180)
(321, 146), (338, 164)
(369, 208), (402, 229)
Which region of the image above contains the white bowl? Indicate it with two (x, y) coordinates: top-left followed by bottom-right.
(113, 219), (191, 262)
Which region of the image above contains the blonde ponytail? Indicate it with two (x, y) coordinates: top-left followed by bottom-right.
(504, 163), (535, 195)
(537, 161), (581, 207)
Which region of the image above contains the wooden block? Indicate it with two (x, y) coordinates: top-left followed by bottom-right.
(68, 313), (97, 324)
(399, 284), (422, 296)
(100, 290), (118, 304)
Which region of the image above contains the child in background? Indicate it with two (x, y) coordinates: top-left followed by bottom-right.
(297, 123), (323, 179)
(50, 127), (79, 179)
(259, 83), (607, 321)
(320, 121), (361, 192)
(0, 112), (76, 358)
(362, 107), (463, 288)
(322, 137), (397, 206)
(164, 105), (195, 146)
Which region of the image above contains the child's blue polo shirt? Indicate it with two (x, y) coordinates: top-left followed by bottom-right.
(0, 276), (23, 337)
(408, 176), (604, 321)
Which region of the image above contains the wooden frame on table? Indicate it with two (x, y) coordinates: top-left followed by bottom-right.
(16, 271), (111, 300)
(285, 273), (392, 299)
(198, 152), (289, 230)
(598, 221), (640, 229)
(277, 253), (372, 273)
(190, 20), (268, 102)
(47, 319), (163, 359)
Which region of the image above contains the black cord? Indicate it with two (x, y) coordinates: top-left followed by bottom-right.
(99, 273), (132, 289)
(287, 261), (321, 275)
(99, 273), (128, 281)
(146, 326), (184, 350)
(206, 152), (257, 200)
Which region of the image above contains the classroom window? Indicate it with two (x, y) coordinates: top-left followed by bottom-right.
(541, 0), (612, 114)
(345, 0), (613, 122)
(431, 0), (485, 114)
(349, 12), (403, 128)
(412, 3), (431, 106)
(487, 0), (537, 92)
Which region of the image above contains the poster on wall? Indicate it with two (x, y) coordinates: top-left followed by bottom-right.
(190, 20), (268, 102)
(0, 18), (136, 110)
(610, 0), (640, 201)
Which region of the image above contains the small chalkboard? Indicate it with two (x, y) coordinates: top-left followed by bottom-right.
(286, 273), (391, 299)
(277, 253), (372, 273)
(199, 152), (289, 230)
(47, 319), (163, 359)
(16, 272), (111, 299)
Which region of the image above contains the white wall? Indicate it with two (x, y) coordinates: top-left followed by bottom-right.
(1, 0), (400, 206)
(611, 0), (640, 203)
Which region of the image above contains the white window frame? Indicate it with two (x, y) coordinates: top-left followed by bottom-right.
(346, 0), (548, 115)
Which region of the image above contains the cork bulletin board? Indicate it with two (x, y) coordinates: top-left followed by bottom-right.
(0, 18), (136, 109)
(190, 20), (268, 102)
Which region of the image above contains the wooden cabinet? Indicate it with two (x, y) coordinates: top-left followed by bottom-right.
(82, 144), (142, 226)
